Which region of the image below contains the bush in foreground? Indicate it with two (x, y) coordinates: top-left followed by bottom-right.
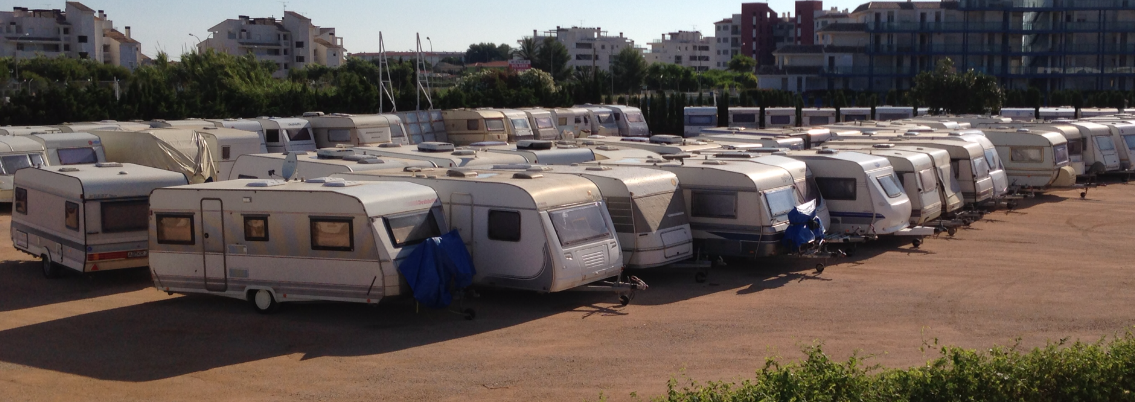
(650, 331), (1135, 402)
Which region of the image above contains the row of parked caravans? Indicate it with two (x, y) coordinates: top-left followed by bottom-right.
(683, 106), (928, 136)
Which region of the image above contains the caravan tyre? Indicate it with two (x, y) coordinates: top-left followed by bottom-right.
(250, 289), (279, 314)
(41, 255), (61, 279)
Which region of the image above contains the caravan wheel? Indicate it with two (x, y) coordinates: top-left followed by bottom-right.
(41, 255), (61, 279)
(249, 289), (279, 314)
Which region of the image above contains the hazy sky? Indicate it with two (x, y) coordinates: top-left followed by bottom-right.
(2, 0), (865, 59)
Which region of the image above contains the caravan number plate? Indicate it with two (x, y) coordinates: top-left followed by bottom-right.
(128, 250), (149, 258)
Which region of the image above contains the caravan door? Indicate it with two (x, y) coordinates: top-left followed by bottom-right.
(201, 199), (227, 292)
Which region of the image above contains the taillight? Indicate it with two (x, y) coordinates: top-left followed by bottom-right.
(87, 250), (148, 261)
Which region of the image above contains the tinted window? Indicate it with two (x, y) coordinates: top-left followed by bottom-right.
(244, 216), (269, 241)
(156, 214), (194, 245)
(0, 154), (32, 175)
(29, 154), (44, 167)
(809, 116), (830, 125)
(1124, 135), (1135, 150)
(222, 146), (231, 160)
(1010, 147), (1043, 163)
(536, 117), (555, 129)
(467, 119), (479, 130)
(511, 118), (530, 129)
(731, 113), (757, 123)
(1067, 139), (1083, 156)
(596, 113), (614, 124)
(310, 218), (353, 251)
(1053, 144), (1069, 164)
(487, 210), (521, 242)
(557, 117), (568, 126)
(287, 128), (312, 141)
(1096, 136), (1115, 151)
(265, 129), (281, 143)
(385, 210), (441, 247)
(765, 188), (797, 221)
(548, 203), (612, 247)
(485, 119), (505, 131)
(57, 148), (98, 165)
(625, 113), (645, 123)
(65, 202), (80, 231)
(770, 115), (792, 125)
(687, 115), (715, 125)
(102, 200), (149, 233)
(14, 187), (27, 214)
(691, 191), (737, 218)
(876, 174), (904, 198)
(815, 177), (857, 201)
(631, 192), (688, 232)
(983, 149), (1002, 169)
(328, 129), (351, 142)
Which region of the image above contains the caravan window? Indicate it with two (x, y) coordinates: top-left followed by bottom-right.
(0, 154), (32, 174)
(102, 200), (149, 233)
(287, 128), (313, 141)
(266, 129), (281, 143)
(1067, 140), (1083, 156)
(809, 116), (830, 125)
(29, 154), (44, 167)
(243, 216), (269, 241)
(1010, 147), (1044, 163)
(65, 202), (80, 231)
(466, 120), (479, 130)
(1053, 144), (1069, 165)
(1124, 135), (1135, 150)
(875, 174), (904, 198)
(606, 197), (635, 233)
(549, 203), (612, 247)
(625, 113), (645, 123)
(804, 176), (821, 203)
(328, 129), (351, 142)
(983, 149), (1003, 169)
(485, 119), (505, 131)
(511, 118), (531, 129)
(222, 146), (231, 160)
(732, 113), (757, 123)
(156, 214), (195, 245)
(1096, 136), (1116, 151)
(972, 157), (990, 178)
(487, 210), (521, 242)
(687, 115), (715, 125)
(815, 178), (857, 201)
(558, 117), (568, 126)
(596, 113), (614, 124)
(384, 210), (441, 247)
(535, 117), (555, 129)
(390, 124), (405, 139)
(632, 192), (688, 232)
(14, 188), (27, 215)
(918, 169), (938, 193)
(769, 115), (792, 125)
(764, 188), (798, 222)
(310, 217), (354, 251)
(691, 191), (737, 219)
(57, 148), (98, 165)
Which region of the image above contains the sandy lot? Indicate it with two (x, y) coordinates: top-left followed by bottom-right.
(0, 183), (1133, 401)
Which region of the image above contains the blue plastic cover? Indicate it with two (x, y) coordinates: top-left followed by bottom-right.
(782, 200), (825, 252)
(397, 230), (477, 308)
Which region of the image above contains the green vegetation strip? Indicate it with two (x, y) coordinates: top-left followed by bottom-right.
(643, 332), (1135, 402)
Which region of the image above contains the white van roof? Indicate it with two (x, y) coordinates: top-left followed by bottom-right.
(17, 163), (186, 200)
(158, 179), (439, 218)
(0, 135), (46, 153)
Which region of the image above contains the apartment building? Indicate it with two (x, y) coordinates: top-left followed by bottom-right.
(528, 27), (635, 72)
(0, 2), (143, 70)
(760, 0), (1135, 94)
(198, 11), (345, 78)
(644, 31), (713, 71)
(711, 2), (789, 71)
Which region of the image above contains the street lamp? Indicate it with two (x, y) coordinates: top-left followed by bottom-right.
(189, 33), (206, 54)
(13, 32), (29, 83)
(425, 36), (434, 72)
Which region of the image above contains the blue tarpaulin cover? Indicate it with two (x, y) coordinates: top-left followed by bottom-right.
(398, 230), (477, 308)
(783, 200), (825, 253)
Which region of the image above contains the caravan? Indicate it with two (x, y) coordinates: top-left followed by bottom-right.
(839, 107), (871, 122)
(521, 108), (560, 140)
(828, 137), (995, 207)
(55, 120), (151, 133)
(577, 105), (620, 136)
(698, 133), (805, 150)
(764, 107), (796, 128)
(12, 163), (187, 278)
(489, 164), (693, 269)
(701, 127), (833, 149)
(999, 108), (1037, 121)
(810, 145), (942, 226)
(499, 109), (536, 142)
(1106, 123), (1135, 172)
(148, 179), (447, 312)
(875, 106), (914, 121)
(980, 128), (1076, 189)
(728, 107), (761, 129)
(825, 143), (965, 221)
(0, 126), (62, 135)
(1067, 122), (1122, 174)
(839, 130), (1010, 199)
(94, 128), (265, 183)
(580, 135), (723, 156)
(1038, 107), (1076, 121)
(550, 107), (590, 138)
(0, 136), (47, 202)
(149, 119), (219, 129)
(305, 113), (410, 148)
(602, 105), (649, 137)
(227, 149), (433, 180)
(334, 168), (625, 293)
(684, 107), (719, 137)
(355, 142), (528, 168)
(29, 133), (107, 166)
(441, 109), (509, 145)
(250, 117), (318, 153)
(702, 151), (832, 232)
(801, 108), (836, 126)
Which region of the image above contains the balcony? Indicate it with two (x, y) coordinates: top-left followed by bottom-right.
(868, 43), (1135, 55)
(958, 0), (1131, 10)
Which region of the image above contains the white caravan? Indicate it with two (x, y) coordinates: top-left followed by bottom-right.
(1079, 108), (1119, 118)
(577, 105), (620, 136)
(602, 105), (649, 137)
(980, 128), (1076, 189)
(148, 179), (446, 312)
(251, 117), (318, 153)
(227, 150), (434, 180)
(0, 136), (47, 202)
(499, 109), (537, 142)
(703, 151), (832, 231)
(581, 156), (802, 259)
(1067, 122), (1122, 174)
(1107, 123), (1135, 172)
(839, 107), (871, 122)
(550, 107), (590, 138)
(825, 143), (964, 220)
(55, 120), (151, 133)
(0, 126), (62, 135)
(467, 140), (597, 165)
(875, 106), (915, 121)
(29, 133), (107, 166)
(828, 137), (994, 207)
(764, 107), (796, 127)
(1038, 107), (1076, 121)
(842, 130), (1011, 199)
(334, 168), (624, 293)
(999, 108), (1036, 121)
(521, 108), (560, 140)
(812, 144), (942, 226)
(490, 164), (693, 269)
(306, 113), (411, 148)
(728, 107), (761, 129)
(355, 142), (528, 168)
(684, 107), (719, 137)
(12, 163), (187, 278)
(801, 108), (836, 126)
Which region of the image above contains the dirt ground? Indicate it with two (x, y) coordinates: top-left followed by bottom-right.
(0, 183), (1133, 402)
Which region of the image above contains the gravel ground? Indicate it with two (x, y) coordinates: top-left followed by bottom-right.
(0, 184), (1132, 401)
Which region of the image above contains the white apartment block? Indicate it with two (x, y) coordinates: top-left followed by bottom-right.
(198, 11), (346, 78)
(712, 17), (744, 70)
(530, 27), (635, 72)
(644, 31), (713, 71)
(0, 2), (143, 70)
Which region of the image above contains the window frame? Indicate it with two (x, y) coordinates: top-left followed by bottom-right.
(14, 187), (27, 215)
(243, 215), (269, 242)
(156, 214), (196, 245)
(383, 209), (442, 248)
(814, 177), (858, 201)
(487, 210), (522, 242)
(65, 201), (80, 231)
(309, 217), (354, 252)
(101, 200), (151, 233)
(690, 191), (738, 219)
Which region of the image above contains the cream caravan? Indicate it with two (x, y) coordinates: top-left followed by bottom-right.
(499, 109), (536, 142)
(12, 163), (187, 278)
(94, 128), (265, 183)
(305, 113), (410, 148)
(334, 168), (627, 293)
(1107, 123), (1135, 172)
(980, 128), (1076, 189)
(684, 107), (719, 137)
(801, 108), (836, 126)
(490, 164), (693, 269)
(441, 109), (509, 145)
(148, 179), (448, 313)
(29, 133), (107, 166)
(0, 136), (47, 202)
(227, 150), (434, 180)
(550, 107), (590, 138)
(355, 142), (528, 168)
(521, 108), (560, 140)
(251, 117), (318, 153)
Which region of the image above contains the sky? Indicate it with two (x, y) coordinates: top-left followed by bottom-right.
(1, 0), (865, 59)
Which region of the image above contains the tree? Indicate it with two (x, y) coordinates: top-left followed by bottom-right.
(727, 54), (756, 73)
(532, 38), (570, 82)
(910, 58), (1003, 114)
(514, 37), (538, 62)
(610, 47), (647, 94)
(464, 43), (509, 64)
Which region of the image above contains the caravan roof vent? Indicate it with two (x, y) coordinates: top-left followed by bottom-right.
(95, 162), (123, 168)
(702, 160), (728, 165)
(872, 144), (895, 149)
(302, 112), (325, 117)
(403, 167), (424, 172)
(1017, 128), (1031, 133)
(306, 177), (344, 184)
(512, 172), (543, 179)
(862, 130), (877, 136)
(817, 148), (839, 154)
(557, 144), (579, 149)
(621, 137), (650, 143)
(378, 143), (402, 148)
(649, 135), (683, 144)
(356, 158), (384, 164)
(516, 140), (554, 150)
(246, 180), (287, 187)
(342, 154), (369, 161)
(903, 131), (920, 136)
(595, 145), (620, 151)
(323, 181), (363, 187)
(316, 148), (355, 159)
(585, 166), (612, 171)
(418, 142), (455, 152)
(470, 141), (508, 147)
(58, 167), (80, 172)
(451, 149), (477, 156)
(335, 144), (353, 149)
(446, 169), (478, 178)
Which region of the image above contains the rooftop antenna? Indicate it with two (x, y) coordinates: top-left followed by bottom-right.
(377, 32), (396, 112)
(415, 33), (433, 110)
(281, 152), (298, 181)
